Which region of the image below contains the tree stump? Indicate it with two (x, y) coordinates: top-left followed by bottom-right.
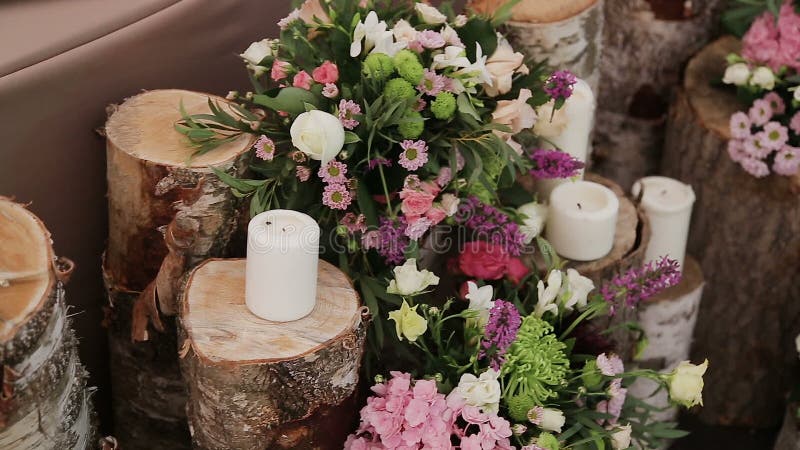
(661, 36), (800, 427)
(104, 89), (253, 448)
(179, 258), (368, 450)
(593, 0), (724, 190)
(628, 256), (704, 423)
(469, 0), (604, 93)
(774, 404), (800, 450)
(0, 198), (95, 449)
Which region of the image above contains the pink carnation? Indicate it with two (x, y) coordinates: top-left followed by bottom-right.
(271, 60), (290, 81)
(597, 353), (625, 376)
(292, 70), (313, 90)
(312, 60), (339, 84)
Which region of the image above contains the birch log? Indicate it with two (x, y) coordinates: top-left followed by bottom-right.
(104, 89), (253, 448)
(593, 0), (724, 190)
(662, 36), (800, 427)
(470, 0), (604, 93)
(179, 259), (368, 450)
(628, 256), (704, 423)
(0, 198), (95, 449)
(774, 404), (800, 450)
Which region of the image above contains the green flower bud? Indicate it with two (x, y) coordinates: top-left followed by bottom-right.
(536, 432), (561, 450)
(385, 78), (416, 102)
(581, 360), (603, 390)
(506, 392), (537, 422)
(430, 92), (456, 120)
(394, 50), (424, 84)
(398, 110), (424, 139)
(363, 53), (395, 80)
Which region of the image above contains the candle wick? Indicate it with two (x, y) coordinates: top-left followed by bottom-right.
(282, 227), (287, 232)
(577, 202), (582, 210)
(265, 221), (272, 226)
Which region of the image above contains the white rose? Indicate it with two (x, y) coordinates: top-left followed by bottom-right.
(668, 359), (708, 408)
(386, 258), (440, 296)
(535, 269), (562, 318)
(454, 14), (468, 27)
(440, 193), (460, 216)
(538, 408), (566, 433)
(484, 34), (526, 97)
(240, 39), (274, 74)
(290, 110), (345, 165)
(492, 88), (537, 137)
(609, 424), (632, 449)
(451, 369), (502, 414)
(560, 268), (594, 311)
(533, 100), (569, 139)
(517, 201), (548, 243)
(415, 3), (447, 24)
(722, 63), (751, 86)
(750, 66), (776, 90)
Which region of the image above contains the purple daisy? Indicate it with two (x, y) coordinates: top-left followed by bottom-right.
(417, 69), (446, 96)
(748, 99), (773, 126)
(763, 121), (789, 150)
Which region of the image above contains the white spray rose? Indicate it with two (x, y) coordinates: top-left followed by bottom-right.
(750, 66), (776, 90)
(240, 39), (275, 75)
(535, 269), (562, 317)
(492, 88), (537, 137)
(538, 408), (566, 433)
(386, 258), (440, 296)
(560, 268), (595, 311)
(483, 34), (526, 97)
(722, 63), (751, 86)
(609, 424), (632, 449)
(392, 19), (418, 44)
(668, 359), (708, 408)
(517, 201), (548, 243)
(450, 369), (502, 414)
(290, 110), (345, 166)
(415, 3), (447, 24)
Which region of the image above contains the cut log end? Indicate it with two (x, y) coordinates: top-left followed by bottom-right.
(105, 89), (253, 168)
(684, 36), (740, 139)
(468, 0), (597, 23)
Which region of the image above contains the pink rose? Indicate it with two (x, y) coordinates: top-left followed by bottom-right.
(458, 241), (510, 280)
(312, 60), (339, 84)
(292, 70), (312, 89)
(400, 189), (435, 217)
(271, 60), (290, 81)
(425, 206), (447, 225)
(421, 181), (441, 196)
(505, 257), (530, 284)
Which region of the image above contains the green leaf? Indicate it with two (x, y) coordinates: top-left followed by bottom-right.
(458, 18), (497, 62)
(344, 131), (362, 144)
(303, 101), (318, 112)
(359, 278), (384, 349)
(457, 93), (481, 120)
(252, 87), (322, 115)
(211, 167), (268, 194)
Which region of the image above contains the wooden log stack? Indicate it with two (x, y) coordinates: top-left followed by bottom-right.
(593, 0), (724, 190)
(0, 198), (95, 449)
(103, 89), (253, 448)
(662, 36), (800, 427)
(178, 259), (368, 449)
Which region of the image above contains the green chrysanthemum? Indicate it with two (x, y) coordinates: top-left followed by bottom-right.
(394, 50), (424, 84)
(363, 53), (395, 80)
(385, 78), (416, 102)
(501, 315), (569, 406)
(398, 110), (424, 139)
(430, 92), (456, 120)
(506, 392), (537, 422)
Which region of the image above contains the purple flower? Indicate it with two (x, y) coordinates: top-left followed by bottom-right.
(727, 139), (748, 163)
(454, 196), (527, 256)
(322, 183), (352, 210)
(480, 300), (522, 370)
(254, 135), (276, 161)
(418, 69), (446, 96)
(398, 139), (429, 171)
(338, 99), (361, 130)
(774, 146), (800, 176)
(600, 257), (682, 314)
(322, 83), (339, 98)
(318, 160), (348, 183)
(744, 133), (771, 159)
(729, 112), (751, 139)
(377, 217), (410, 265)
(543, 70), (578, 101)
(749, 99), (773, 126)
(528, 148), (585, 179)
(367, 157), (392, 171)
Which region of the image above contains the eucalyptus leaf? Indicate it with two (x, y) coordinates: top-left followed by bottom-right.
(252, 87), (322, 115)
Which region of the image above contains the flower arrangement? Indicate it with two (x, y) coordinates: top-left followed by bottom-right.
(177, 0), (708, 448)
(721, 1), (800, 177)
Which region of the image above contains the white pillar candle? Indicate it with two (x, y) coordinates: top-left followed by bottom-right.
(534, 78), (597, 199)
(631, 176), (695, 270)
(545, 181), (619, 261)
(246, 209), (320, 322)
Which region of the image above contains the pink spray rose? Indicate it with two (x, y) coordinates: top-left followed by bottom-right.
(400, 189), (435, 219)
(312, 60), (339, 84)
(292, 70), (312, 89)
(271, 60), (290, 81)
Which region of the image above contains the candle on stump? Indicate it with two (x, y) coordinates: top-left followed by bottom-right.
(246, 209), (320, 322)
(545, 180), (619, 261)
(534, 78), (596, 199)
(631, 176), (695, 270)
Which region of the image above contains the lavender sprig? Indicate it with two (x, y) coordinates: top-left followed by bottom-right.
(480, 300), (522, 370)
(544, 70), (578, 102)
(454, 196), (527, 255)
(600, 257), (682, 314)
(528, 149), (585, 179)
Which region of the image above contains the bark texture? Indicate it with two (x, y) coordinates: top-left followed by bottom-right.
(593, 0), (724, 190)
(103, 89), (253, 448)
(662, 37), (800, 427)
(179, 259), (368, 450)
(775, 404), (800, 450)
(0, 198), (95, 449)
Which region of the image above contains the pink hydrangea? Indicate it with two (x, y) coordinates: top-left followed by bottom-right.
(312, 60), (339, 84)
(292, 70), (313, 89)
(729, 112), (752, 139)
(398, 140), (429, 171)
(774, 146), (800, 175)
(271, 60), (290, 81)
(749, 99), (773, 126)
(339, 99), (362, 130)
(322, 182), (352, 210)
(253, 135), (275, 161)
(742, 5), (800, 71)
(318, 160), (348, 184)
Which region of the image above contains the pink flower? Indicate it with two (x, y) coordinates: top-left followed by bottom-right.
(740, 157), (770, 177)
(747, 132), (774, 158)
(292, 70), (313, 89)
(322, 183), (352, 210)
(405, 217), (433, 240)
(295, 165), (311, 181)
(596, 379), (627, 425)
(774, 146), (800, 175)
(425, 207), (447, 225)
(436, 167), (452, 186)
(462, 406), (488, 425)
(763, 121), (789, 150)
(322, 83), (339, 98)
(458, 241), (510, 280)
(271, 60), (290, 81)
(597, 353), (625, 376)
(414, 98), (427, 111)
(340, 212), (367, 234)
(505, 257), (529, 284)
(727, 139), (748, 163)
(407, 40), (425, 53)
(398, 140), (429, 171)
(749, 99), (773, 126)
(729, 112), (752, 139)
(339, 99), (362, 130)
(763, 92), (786, 115)
(313, 60), (339, 84)
(790, 111), (800, 135)
(253, 135), (275, 160)
(361, 230), (380, 250)
(779, 2), (800, 47)
(415, 30), (445, 49)
(742, 13), (780, 65)
(399, 189), (435, 217)
(417, 69), (446, 96)
(461, 434), (482, 450)
(318, 160), (348, 183)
